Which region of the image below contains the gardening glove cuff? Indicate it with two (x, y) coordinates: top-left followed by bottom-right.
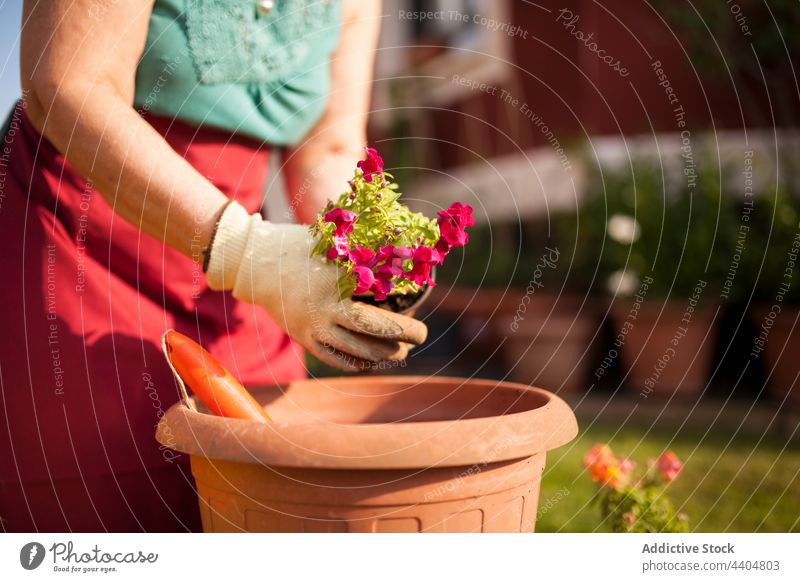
(206, 201), (261, 292)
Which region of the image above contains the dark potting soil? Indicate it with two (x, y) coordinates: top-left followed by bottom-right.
(354, 290), (424, 313)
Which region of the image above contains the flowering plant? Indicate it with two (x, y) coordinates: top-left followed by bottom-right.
(583, 444), (689, 533)
(311, 147), (474, 300)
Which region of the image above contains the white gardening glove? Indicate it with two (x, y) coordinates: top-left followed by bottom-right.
(205, 201), (427, 371)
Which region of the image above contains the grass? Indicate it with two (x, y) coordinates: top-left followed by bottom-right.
(536, 421), (800, 532)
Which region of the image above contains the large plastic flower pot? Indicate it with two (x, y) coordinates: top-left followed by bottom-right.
(156, 376), (578, 532)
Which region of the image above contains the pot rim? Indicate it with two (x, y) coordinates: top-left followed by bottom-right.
(156, 376), (578, 470)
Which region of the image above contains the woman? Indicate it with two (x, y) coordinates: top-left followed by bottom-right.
(0, 0), (425, 532)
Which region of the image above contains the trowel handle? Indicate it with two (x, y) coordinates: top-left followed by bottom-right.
(161, 330), (271, 423)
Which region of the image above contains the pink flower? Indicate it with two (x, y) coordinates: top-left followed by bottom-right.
(404, 245), (439, 287)
(435, 202), (474, 258)
(323, 208), (358, 236)
(619, 458), (636, 473)
(349, 245), (400, 300)
(348, 245), (376, 267)
(353, 265), (375, 295)
(657, 451), (683, 482)
(370, 271), (394, 301)
(583, 444), (614, 469)
(582, 444), (632, 491)
(326, 234), (350, 260)
(376, 245), (413, 261)
(375, 245), (412, 276)
(622, 512), (636, 524)
(356, 147), (384, 183)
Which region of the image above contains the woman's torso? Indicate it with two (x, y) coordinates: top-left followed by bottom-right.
(133, 0), (342, 145)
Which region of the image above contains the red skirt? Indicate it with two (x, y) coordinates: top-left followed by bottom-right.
(0, 102), (305, 532)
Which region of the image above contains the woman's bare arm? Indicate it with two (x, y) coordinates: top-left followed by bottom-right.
(281, 0), (382, 224)
(21, 0), (228, 258)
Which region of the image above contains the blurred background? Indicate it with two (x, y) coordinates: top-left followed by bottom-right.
(359, 0), (800, 532)
(2, 0), (798, 531)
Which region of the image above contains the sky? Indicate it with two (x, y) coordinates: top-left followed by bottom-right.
(0, 0), (22, 117)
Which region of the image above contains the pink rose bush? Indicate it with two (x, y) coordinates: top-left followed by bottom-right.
(583, 444), (688, 533)
(311, 147), (473, 300)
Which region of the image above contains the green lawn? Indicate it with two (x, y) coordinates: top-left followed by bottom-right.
(536, 422), (800, 532)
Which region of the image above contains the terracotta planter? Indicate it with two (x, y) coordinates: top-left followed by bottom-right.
(497, 294), (600, 393)
(156, 376), (578, 532)
(751, 305), (800, 406)
(611, 301), (717, 398)
(431, 287), (532, 373)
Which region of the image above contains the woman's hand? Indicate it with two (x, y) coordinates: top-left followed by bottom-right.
(206, 202), (427, 371)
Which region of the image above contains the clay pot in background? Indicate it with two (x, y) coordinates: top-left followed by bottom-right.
(430, 287), (556, 377)
(751, 305), (800, 407)
(611, 301), (718, 399)
(497, 294), (601, 394)
(157, 376), (578, 533)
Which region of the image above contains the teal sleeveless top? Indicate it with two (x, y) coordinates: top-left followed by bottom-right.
(134, 0), (342, 145)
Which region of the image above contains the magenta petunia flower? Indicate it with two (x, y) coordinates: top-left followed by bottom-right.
(323, 208), (358, 236)
(356, 147), (384, 183)
(353, 265), (376, 295)
(348, 245), (376, 267)
(435, 202), (474, 258)
(374, 245), (412, 277)
(326, 234), (350, 260)
(404, 245), (439, 287)
(370, 271), (394, 301)
(376, 245), (413, 261)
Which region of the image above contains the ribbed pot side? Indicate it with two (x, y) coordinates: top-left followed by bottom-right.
(157, 376), (578, 533)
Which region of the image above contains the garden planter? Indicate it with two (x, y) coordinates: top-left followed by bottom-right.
(433, 287), (529, 374)
(156, 376), (578, 532)
(751, 305), (800, 406)
(611, 301), (717, 398)
(498, 294), (600, 394)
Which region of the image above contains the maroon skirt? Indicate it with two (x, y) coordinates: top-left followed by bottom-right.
(0, 102), (305, 532)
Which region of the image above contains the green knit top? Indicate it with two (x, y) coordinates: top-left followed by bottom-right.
(134, 0), (342, 145)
